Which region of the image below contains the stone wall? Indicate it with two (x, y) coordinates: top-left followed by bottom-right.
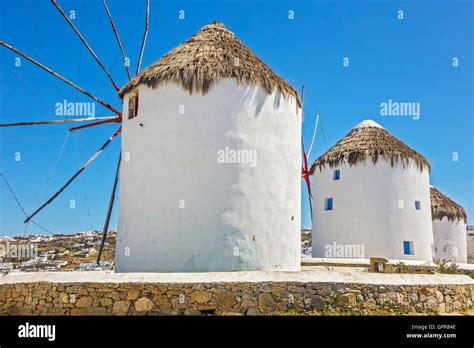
(1, 281), (472, 315)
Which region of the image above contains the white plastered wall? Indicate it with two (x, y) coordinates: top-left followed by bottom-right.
(116, 78), (301, 272)
(311, 159), (434, 261)
(433, 217), (467, 263)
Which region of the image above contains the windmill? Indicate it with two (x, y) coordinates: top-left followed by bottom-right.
(0, 0), (150, 264)
(1, 1), (319, 271)
(300, 85), (321, 222)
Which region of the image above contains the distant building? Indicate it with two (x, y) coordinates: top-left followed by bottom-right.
(301, 227), (312, 258)
(76, 261), (113, 271)
(71, 243), (82, 249)
(466, 225), (474, 263)
(0, 262), (14, 272)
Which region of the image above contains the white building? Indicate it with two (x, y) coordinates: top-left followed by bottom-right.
(115, 22), (302, 272)
(0, 263), (14, 272)
(310, 120), (434, 261)
(430, 186), (468, 263)
(467, 226), (474, 263)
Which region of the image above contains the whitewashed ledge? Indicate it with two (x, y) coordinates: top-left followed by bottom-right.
(303, 257), (441, 267)
(0, 266), (472, 286)
(302, 257), (474, 271)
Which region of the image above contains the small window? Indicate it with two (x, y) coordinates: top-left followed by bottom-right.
(128, 93), (139, 119)
(403, 241), (414, 255)
(333, 170), (340, 180)
(325, 198), (333, 211)
(415, 201), (421, 210)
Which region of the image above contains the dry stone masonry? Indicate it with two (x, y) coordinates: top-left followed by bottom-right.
(1, 281), (472, 315)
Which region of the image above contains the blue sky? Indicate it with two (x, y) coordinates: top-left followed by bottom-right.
(0, 0), (472, 235)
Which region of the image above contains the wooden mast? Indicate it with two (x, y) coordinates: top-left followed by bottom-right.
(97, 153), (121, 265)
(300, 85), (313, 221)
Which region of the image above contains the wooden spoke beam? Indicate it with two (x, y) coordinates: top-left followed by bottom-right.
(24, 127), (122, 223)
(101, 0), (131, 80)
(0, 41), (122, 116)
(0, 116), (118, 127)
(68, 117), (121, 132)
(135, 0), (150, 75)
(51, 0), (120, 92)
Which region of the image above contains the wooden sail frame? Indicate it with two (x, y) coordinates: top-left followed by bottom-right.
(0, 1), (153, 263)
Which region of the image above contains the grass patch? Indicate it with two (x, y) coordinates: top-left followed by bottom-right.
(433, 258), (461, 274)
(378, 300), (403, 315)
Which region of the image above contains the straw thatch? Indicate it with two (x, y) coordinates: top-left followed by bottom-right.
(309, 122), (431, 173)
(119, 21), (300, 105)
(430, 187), (467, 222)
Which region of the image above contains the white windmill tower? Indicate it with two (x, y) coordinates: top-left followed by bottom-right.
(310, 119), (434, 261)
(430, 186), (468, 264)
(115, 22), (302, 272)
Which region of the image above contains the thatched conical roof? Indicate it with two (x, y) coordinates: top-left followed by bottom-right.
(119, 21), (300, 105)
(309, 120), (431, 173)
(430, 186), (467, 222)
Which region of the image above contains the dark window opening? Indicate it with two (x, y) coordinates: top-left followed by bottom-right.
(415, 201), (421, 210)
(128, 93), (139, 119)
(403, 241), (414, 255)
(325, 198), (333, 211)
